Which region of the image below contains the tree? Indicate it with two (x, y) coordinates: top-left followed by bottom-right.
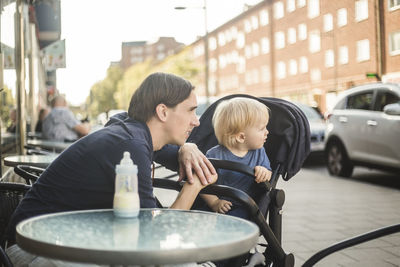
(86, 65), (123, 118)
(0, 85), (15, 129)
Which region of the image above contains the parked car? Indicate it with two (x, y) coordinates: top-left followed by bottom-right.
(324, 82), (400, 177)
(295, 103), (326, 154)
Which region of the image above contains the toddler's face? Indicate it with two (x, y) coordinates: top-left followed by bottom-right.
(243, 118), (269, 150)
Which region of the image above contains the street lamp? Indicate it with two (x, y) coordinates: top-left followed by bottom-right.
(175, 0), (210, 106)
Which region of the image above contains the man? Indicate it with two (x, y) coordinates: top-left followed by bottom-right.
(6, 72), (217, 266)
(42, 95), (90, 141)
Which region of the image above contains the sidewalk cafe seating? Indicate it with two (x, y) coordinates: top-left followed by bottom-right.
(0, 182), (31, 250)
(13, 165), (45, 185)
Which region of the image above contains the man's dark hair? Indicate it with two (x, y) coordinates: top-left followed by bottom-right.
(128, 72), (195, 122)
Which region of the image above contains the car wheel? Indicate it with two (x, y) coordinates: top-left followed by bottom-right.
(326, 142), (354, 177)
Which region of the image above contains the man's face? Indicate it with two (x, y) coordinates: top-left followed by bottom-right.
(165, 91), (200, 145)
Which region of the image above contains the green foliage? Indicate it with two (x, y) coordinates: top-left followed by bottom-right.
(86, 65), (123, 118)
(0, 86), (15, 129)
(87, 47), (201, 117)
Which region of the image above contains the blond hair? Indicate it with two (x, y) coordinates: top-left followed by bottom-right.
(212, 97), (270, 148)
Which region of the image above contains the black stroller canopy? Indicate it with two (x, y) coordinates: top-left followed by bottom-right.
(188, 94), (311, 181)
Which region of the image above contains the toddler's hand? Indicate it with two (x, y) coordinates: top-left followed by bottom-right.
(254, 166), (272, 183)
(211, 199), (232, 214)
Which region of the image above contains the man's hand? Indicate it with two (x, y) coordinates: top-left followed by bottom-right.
(178, 143), (216, 185)
(254, 166), (272, 183)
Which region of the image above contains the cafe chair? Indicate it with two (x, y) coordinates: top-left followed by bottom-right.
(24, 145), (52, 155)
(0, 182), (31, 250)
(0, 246), (13, 267)
(13, 165), (45, 185)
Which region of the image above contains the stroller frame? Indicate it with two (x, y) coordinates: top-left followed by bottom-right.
(154, 94), (311, 267)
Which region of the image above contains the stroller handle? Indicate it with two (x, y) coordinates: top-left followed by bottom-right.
(208, 158), (272, 191)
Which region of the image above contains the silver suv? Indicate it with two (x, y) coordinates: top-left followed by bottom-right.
(325, 83), (400, 177)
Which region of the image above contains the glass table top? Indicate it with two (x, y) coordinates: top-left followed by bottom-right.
(17, 209), (259, 265)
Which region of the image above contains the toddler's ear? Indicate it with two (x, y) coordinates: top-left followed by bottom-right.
(235, 132), (246, 143)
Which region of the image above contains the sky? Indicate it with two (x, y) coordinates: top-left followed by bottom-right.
(2, 0), (262, 106)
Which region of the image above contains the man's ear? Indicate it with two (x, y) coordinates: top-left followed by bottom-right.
(155, 103), (168, 122)
(235, 132), (246, 143)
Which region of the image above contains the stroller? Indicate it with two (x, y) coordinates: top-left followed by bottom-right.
(153, 94), (311, 267)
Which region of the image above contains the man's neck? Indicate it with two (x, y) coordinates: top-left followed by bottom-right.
(146, 119), (167, 151)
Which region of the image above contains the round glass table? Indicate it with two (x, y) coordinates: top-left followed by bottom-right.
(3, 154), (58, 168)
(16, 209), (259, 265)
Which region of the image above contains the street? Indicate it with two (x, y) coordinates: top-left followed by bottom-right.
(280, 158), (400, 267)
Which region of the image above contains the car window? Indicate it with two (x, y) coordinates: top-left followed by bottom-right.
(297, 104), (323, 121)
(346, 91), (374, 110)
(375, 91), (400, 111)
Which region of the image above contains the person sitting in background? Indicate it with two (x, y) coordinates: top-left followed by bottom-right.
(42, 95), (90, 141)
(34, 107), (50, 133)
(6, 108), (17, 133)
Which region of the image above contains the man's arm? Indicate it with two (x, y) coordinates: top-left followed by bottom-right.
(154, 143), (216, 186)
(74, 122), (90, 137)
(170, 172), (217, 210)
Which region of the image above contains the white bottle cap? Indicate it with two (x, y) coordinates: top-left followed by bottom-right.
(116, 151), (137, 174)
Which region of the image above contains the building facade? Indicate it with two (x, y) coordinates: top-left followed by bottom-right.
(189, 0), (400, 112)
(120, 37), (184, 70)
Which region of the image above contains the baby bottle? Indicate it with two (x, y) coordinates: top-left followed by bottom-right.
(113, 151), (140, 218)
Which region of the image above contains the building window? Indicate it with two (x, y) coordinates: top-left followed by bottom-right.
(308, 0), (320, 19)
(337, 8), (347, 27)
(236, 32), (245, 49)
(275, 31), (285, 49)
(339, 46), (349, 64)
(357, 39), (370, 62)
(210, 58), (217, 72)
(261, 37), (270, 54)
(355, 0), (368, 21)
(288, 28), (297, 44)
(299, 56), (308, 73)
(218, 32), (226, 46)
(298, 23), (307, 40)
(310, 68), (321, 82)
(251, 16), (259, 30)
(323, 14), (333, 32)
(252, 42), (260, 57)
(209, 37), (217, 50)
(287, 0), (296, 12)
(389, 0), (400, 10)
(244, 19), (252, 33)
(389, 31), (400, 55)
(260, 9), (269, 26)
(274, 1), (284, 19)
(245, 45), (252, 58)
(219, 55), (227, 69)
(297, 0), (306, 8)
(276, 61), (286, 79)
(261, 65), (271, 82)
(237, 56), (245, 73)
(325, 49), (334, 67)
(289, 59), (298, 75)
(309, 30), (321, 53)
(230, 26), (238, 40)
(194, 44), (204, 57)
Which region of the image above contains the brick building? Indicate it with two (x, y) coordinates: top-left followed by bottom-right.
(189, 0), (400, 112)
(119, 37), (184, 70)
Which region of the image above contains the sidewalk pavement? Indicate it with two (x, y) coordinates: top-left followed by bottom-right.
(278, 167), (400, 267)
(154, 166), (400, 267)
